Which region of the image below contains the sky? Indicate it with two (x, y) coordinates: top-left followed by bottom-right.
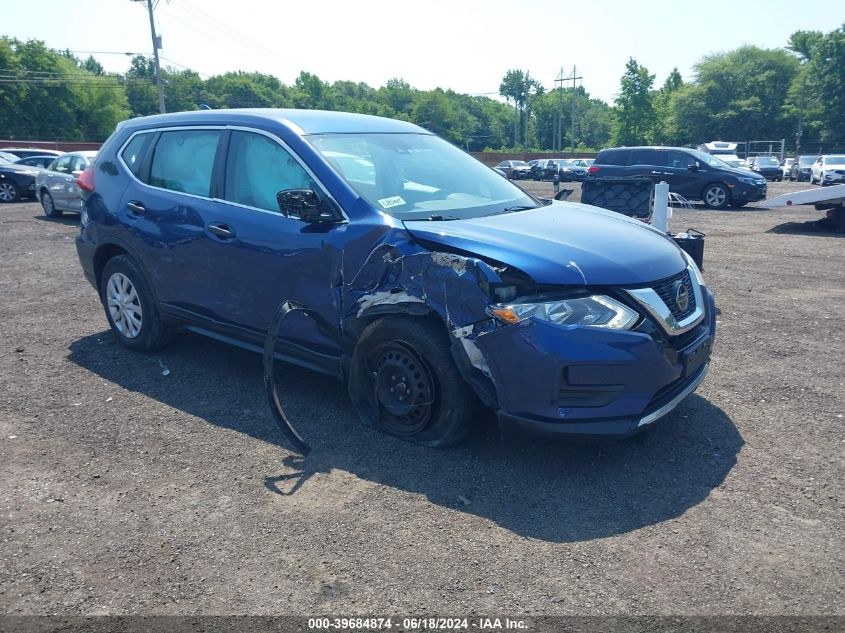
(7, 0), (844, 105)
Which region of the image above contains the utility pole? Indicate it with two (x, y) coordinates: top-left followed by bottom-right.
(134, 0), (165, 113)
(568, 65), (582, 155)
(553, 66), (583, 154)
(553, 67), (565, 152)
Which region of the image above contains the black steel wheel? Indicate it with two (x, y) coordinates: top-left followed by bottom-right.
(348, 316), (478, 447)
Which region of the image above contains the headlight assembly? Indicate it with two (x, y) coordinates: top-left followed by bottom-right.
(488, 294), (638, 330)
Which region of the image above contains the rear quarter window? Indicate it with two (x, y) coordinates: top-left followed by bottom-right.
(121, 133), (154, 179)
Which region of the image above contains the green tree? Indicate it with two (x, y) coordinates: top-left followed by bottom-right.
(651, 68), (683, 144)
(612, 58), (655, 146)
(667, 46), (799, 144)
(787, 25), (845, 144)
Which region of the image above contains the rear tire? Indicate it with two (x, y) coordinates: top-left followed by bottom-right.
(348, 316), (477, 447)
(41, 190), (62, 218)
(703, 183), (731, 210)
(100, 255), (175, 352)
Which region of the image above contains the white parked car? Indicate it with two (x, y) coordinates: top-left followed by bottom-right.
(781, 158), (795, 180)
(35, 151), (97, 217)
(810, 155), (845, 186)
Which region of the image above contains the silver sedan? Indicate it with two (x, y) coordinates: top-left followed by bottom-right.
(35, 151), (98, 218)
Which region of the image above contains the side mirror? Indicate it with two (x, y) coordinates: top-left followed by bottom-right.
(276, 189), (342, 224)
(71, 170), (83, 178)
(687, 162), (699, 172)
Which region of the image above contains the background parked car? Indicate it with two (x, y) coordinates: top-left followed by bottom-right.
(789, 155), (819, 181)
(494, 159), (531, 180)
(559, 159), (590, 181)
(531, 158), (570, 180)
(589, 146), (767, 209)
(781, 157), (795, 180)
(0, 148), (63, 159)
(35, 151), (97, 217)
(747, 155), (782, 181)
(0, 155), (41, 202)
(810, 155), (845, 186)
(14, 155), (56, 169)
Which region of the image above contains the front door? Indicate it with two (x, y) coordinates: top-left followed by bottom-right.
(191, 129), (343, 353)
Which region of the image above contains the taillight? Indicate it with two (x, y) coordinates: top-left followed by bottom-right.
(588, 165), (600, 174)
(76, 167), (95, 192)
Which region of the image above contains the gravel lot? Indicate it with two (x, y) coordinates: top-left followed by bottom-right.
(0, 180), (842, 616)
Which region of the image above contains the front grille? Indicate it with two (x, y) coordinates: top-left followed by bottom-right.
(653, 269), (696, 321)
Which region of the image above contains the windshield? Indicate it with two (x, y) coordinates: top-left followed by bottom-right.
(799, 156), (818, 166)
(826, 156), (845, 165)
(511, 160), (528, 167)
(307, 133), (539, 219)
(755, 156), (779, 166)
(689, 149), (731, 168)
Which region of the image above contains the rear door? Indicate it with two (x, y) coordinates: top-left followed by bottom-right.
(116, 127), (225, 318)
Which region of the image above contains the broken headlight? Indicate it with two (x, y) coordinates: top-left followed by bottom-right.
(488, 294), (638, 330)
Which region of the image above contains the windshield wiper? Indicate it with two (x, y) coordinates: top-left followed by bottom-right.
(423, 214), (461, 221)
(485, 205), (539, 217)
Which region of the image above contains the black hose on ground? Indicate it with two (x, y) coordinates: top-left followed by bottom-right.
(262, 301), (315, 456)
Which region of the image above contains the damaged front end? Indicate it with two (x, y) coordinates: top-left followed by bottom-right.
(336, 219), (715, 443)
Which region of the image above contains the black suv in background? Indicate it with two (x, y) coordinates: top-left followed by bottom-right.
(589, 146), (767, 209)
(747, 155), (782, 181)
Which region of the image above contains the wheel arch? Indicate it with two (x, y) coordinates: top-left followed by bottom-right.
(92, 240), (159, 303)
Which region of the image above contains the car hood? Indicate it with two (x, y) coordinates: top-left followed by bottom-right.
(404, 202), (686, 285)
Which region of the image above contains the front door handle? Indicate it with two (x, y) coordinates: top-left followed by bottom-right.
(208, 223), (236, 240)
(126, 201), (146, 215)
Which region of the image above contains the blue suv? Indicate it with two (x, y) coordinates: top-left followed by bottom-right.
(76, 109), (715, 446)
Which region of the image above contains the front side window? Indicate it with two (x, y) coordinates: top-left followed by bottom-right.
(306, 133), (539, 220)
(224, 131), (316, 213)
(54, 156), (72, 173)
(667, 151), (693, 169)
(149, 129), (221, 197)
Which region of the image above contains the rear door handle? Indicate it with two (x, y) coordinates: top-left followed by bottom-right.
(208, 223), (236, 240)
(126, 201), (146, 215)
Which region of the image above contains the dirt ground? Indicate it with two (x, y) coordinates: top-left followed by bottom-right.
(0, 180), (842, 616)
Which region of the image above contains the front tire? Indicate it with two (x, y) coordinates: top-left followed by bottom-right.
(41, 190), (62, 218)
(0, 180), (19, 203)
(703, 183), (731, 209)
(348, 316), (477, 447)
(100, 255), (174, 352)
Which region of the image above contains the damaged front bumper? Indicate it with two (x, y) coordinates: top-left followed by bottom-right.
(473, 286), (716, 440)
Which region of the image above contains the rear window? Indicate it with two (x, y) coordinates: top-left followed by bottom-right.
(149, 129), (221, 197)
(596, 149), (630, 166)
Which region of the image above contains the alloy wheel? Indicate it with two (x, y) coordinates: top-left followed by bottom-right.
(106, 272), (143, 338)
(0, 182), (16, 202)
